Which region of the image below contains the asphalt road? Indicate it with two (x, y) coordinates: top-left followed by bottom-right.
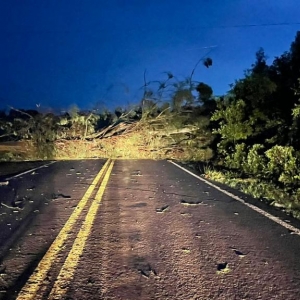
(0, 159), (300, 299)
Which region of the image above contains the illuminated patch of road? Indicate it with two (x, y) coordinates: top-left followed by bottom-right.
(48, 160), (114, 299)
(169, 160), (300, 236)
(17, 159), (112, 300)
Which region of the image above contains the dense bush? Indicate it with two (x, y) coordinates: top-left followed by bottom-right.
(219, 142), (300, 189)
(265, 146), (300, 186)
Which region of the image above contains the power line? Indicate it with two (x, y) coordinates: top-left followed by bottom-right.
(1, 22), (300, 35)
(199, 22), (300, 30)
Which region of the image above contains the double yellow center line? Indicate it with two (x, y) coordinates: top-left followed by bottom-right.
(17, 159), (115, 300)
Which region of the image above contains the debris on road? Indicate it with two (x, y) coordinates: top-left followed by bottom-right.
(156, 205), (169, 213)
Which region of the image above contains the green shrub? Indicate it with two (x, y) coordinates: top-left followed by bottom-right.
(243, 144), (266, 177)
(264, 146), (300, 186)
(224, 143), (247, 171)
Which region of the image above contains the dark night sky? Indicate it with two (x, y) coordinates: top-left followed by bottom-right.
(1, 0), (300, 112)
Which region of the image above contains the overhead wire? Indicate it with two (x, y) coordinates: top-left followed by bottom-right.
(1, 22), (300, 35)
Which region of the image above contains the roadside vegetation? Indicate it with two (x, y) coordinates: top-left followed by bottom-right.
(1, 32), (300, 218)
(205, 31), (300, 218)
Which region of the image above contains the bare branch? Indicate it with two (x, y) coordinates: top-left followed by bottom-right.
(156, 106), (171, 119)
(8, 106), (34, 119)
(189, 48), (215, 84)
(0, 133), (14, 139)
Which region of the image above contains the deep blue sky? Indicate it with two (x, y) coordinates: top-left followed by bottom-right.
(1, 0), (300, 112)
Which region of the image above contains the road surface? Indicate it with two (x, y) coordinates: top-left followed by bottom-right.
(0, 159), (300, 299)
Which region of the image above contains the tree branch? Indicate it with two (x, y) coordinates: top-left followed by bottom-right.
(8, 106), (33, 119)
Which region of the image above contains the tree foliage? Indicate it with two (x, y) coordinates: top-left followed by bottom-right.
(210, 31), (300, 191)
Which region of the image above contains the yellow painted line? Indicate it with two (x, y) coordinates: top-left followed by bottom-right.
(48, 159), (114, 300)
(17, 159), (112, 300)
